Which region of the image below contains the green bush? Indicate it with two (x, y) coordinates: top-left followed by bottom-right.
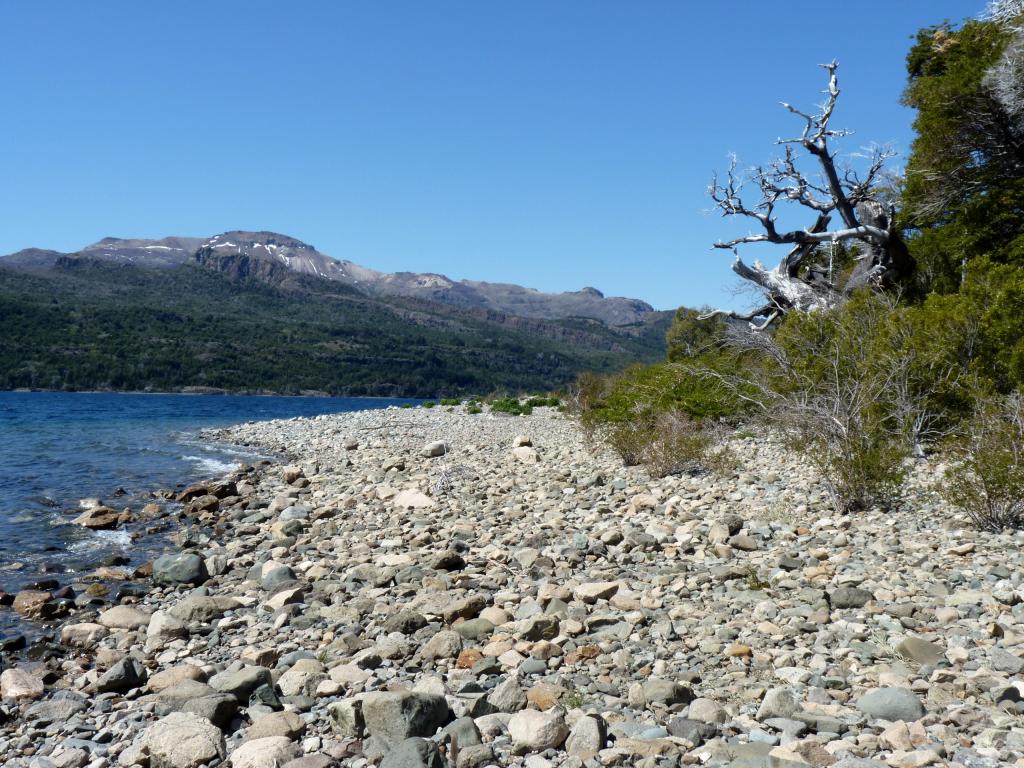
(767, 291), (979, 511)
(490, 397), (532, 416)
(524, 395), (560, 408)
(466, 403), (482, 415)
(942, 391), (1024, 531)
(422, 401), (435, 409)
(609, 410), (733, 477)
(439, 398), (461, 406)
(570, 362), (741, 477)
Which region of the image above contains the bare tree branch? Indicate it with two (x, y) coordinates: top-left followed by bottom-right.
(704, 62), (913, 328)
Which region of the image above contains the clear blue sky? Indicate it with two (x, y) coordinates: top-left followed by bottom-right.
(0, 1), (976, 311)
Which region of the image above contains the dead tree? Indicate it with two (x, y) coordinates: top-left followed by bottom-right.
(702, 63), (915, 329)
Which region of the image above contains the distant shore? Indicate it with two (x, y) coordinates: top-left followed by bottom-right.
(5, 386), (427, 400)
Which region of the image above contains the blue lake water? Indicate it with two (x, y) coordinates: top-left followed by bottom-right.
(0, 391), (417, 638)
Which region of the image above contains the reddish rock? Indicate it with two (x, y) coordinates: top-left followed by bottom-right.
(12, 590), (51, 617)
(72, 506), (120, 530)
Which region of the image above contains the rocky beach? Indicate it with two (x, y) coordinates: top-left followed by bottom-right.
(1, 403), (1022, 768)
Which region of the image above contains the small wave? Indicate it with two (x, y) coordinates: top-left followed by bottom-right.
(67, 527), (132, 553)
(181, 455), (239, 475)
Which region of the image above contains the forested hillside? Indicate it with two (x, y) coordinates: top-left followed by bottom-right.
(0, 260), (669, 397)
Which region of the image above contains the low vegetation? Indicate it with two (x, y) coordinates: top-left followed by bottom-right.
(572, 6), (1024, 524)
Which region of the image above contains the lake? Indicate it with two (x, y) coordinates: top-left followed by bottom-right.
(0, 391), (418, 639)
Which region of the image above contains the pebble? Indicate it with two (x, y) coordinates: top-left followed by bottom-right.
(1, 405), (1020, 767)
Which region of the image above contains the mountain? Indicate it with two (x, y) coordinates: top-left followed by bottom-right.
(0, 231), (671, 396)
(4, 231), (655, 327)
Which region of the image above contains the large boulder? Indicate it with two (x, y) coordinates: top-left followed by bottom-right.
(61, 622), (109, 648)
(96, 657), (146, 694)
(230, 736), (301, 768)
(168, 594), (240, 623)
(12, 590), (51, 617)
(855, 688), (925, 722)
(381, 737), (445, 768)
(361, 691), (450, 747)
(154, 680), (238, 728)
(147, 610), (189, 646)
(133, 711), (226, 768)
(209, 665), (272, 702)
(153, 552), (209, 586)
(98, 604), (152, 630)
(507, 708), (569, 753)
(1, 668), (45, 700)
(72, 505), (120, 529)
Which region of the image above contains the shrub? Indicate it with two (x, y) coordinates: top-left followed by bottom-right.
(942, 391), (1024, 531)
(525, 395), (560, 408)
(439, 398), (461, 406)
(571, 362), (739, 477)
(490, 397), (532, 416)
(422, 401), (435, 409)
(768, 294), (915, 511)
(602, 409), (731, 476)
(762, 291), (979, 511)
(466, 403), (482, 415)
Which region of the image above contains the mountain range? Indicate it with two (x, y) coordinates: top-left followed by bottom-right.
(3, 231), (655, 326)
(0, 231), (671, 396)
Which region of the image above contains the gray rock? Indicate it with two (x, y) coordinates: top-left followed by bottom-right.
(855, 688), (925, 722)
(153, 552), (209, 586)
(453, 618), (494, 641)
(687, 697), (728, 724)
(520, 615), (559, 641)
(830, 587), (873, 609)
(380, 737), (444, 768)
(455, 744), (494, 768)
(155, 680), (238, 728)
(419, 629), (462, 661)
(990, 647), (1024, 674)
(383, 610), (428, 634)
(442, 716), (482, 748)
(507, 708), (569, 754)
(642, 678), (694, 707)
(261, 566), (297, 591)
(95, 657), (146, 694)
(566, 714), (607, 756)
(168, 594), (240, 623)
(896, 636), (944, 666)
(486, 676), (528, 713)
(423, 441), (449, 458)
(208, 665), (272, 701)
(757, 687), (799, 720)
(666, 717), (716, 745)
(27, 691), (88, 724)
(134, 711), (226, 768)
(361, 691), (450, 747)
(328, 698), (364, 738)
(230, 736), (301, 768)
(283, 757), (338, 768)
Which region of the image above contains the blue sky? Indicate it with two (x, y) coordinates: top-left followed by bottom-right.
(0, 2), (975, 310)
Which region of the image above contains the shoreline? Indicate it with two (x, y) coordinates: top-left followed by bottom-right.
(0, 404), (1019, 767)
(5, 388), (428, 400)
